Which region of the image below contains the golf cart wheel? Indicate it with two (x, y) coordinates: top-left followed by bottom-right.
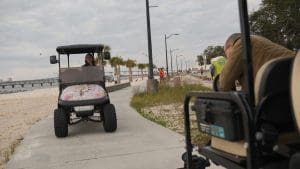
(103, 104), (117, 132)
(54, 108), (68, 137)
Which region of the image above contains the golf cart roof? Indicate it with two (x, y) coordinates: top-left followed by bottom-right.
(56, 44), (105, 54)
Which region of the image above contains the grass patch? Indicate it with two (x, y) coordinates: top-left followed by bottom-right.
(131, 82), (211, 145)
(131, 83), (210, 108)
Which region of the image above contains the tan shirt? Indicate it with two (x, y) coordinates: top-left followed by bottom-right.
(219, 35), (295, 91)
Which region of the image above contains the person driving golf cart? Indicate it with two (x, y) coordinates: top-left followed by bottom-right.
(82, 53), (96, 67)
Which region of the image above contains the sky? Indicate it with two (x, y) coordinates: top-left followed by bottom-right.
(0, 0), (261, 81)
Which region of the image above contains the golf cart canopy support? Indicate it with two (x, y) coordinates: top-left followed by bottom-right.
(56, 44), (105, 54)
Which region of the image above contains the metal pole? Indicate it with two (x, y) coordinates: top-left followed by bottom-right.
(181, 60), (182, 72)
(164, 34), (169, 77)
(185, 61), (187, 71)
(145, 0), (154, 79)
(176, 55), (178, 73)
(238, 0), (256, 168)
(170, 49), (173, 76)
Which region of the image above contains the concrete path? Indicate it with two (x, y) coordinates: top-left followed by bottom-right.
(7, 83), (223, 169)
(7, 86), (185, 169)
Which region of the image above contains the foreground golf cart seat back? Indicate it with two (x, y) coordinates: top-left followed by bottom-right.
(186, 55), (299, 169)
(290, 52), (300, 169)
(212, 56), (296, 157)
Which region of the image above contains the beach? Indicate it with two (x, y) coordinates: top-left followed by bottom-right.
(0, 88), (58, 169)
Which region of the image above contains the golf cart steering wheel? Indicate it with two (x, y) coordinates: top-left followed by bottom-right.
(213, 74), (220, 91)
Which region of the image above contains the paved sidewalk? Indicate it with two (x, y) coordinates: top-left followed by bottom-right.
(7, 83), (223, 169)
(7, 86), (185, 169)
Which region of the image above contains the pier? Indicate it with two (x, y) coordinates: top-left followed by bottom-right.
(0, 78), (58, 89)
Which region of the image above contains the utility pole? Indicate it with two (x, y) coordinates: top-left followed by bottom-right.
(145, 0), (158, 92)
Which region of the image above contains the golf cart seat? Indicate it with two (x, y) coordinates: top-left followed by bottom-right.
(60, 68), (82, 84)
(290, 52), (300, 169)
(211, 56), (296, 158)
(292, 52), (300, 135)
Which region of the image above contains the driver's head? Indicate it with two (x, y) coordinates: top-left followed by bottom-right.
(85, 53), (95, 66)
(224, 33), (241, 59)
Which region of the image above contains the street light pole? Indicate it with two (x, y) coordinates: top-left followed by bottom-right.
(145, 0), (158, 93)
(181, 59), (183, 72)
(170, 49), (173, 76)
(164, 34), (169, 77)
(145, 0), (153, 80)
(164, 33), (179, 77)
(176, 55), (178, 73)
(185, 61), (188, 71)
(170, 48), (179, 76)
(176, 55), (183, 73)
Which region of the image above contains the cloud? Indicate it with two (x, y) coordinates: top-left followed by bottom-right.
(0, 0), (261, 80)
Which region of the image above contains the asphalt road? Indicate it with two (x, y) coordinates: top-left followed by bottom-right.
(6, 86), (185, 169)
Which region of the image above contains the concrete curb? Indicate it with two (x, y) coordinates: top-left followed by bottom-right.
(107, 82), (131, 92)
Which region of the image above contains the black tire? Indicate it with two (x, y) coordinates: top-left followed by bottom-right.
(54, 108), (68, 137)
(102, 104), (117, 132)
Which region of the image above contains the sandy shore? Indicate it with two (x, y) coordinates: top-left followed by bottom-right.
(0, 88), (58, 169)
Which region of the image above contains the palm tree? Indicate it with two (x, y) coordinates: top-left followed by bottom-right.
(138, 63), (147, 80)
(125, 59), (136, 82)
(110, 56), (124, 84)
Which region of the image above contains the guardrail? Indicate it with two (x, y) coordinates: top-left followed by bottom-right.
(107, 82), (131, 92)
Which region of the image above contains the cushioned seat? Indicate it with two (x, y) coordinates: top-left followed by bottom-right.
(211, 56), (295, 157)
(292, 52), (300, 133)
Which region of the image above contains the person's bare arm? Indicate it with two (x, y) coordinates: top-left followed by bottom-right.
(219, 41), (244, 91)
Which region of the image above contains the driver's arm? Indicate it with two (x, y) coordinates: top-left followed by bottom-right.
(219, 40), (243, 91)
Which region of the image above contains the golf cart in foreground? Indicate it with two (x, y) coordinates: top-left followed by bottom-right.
(181, 0), (300, 169)
(50, 44), (117, 137)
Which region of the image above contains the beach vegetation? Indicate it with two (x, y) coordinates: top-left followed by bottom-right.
(130, 82), (211, 145)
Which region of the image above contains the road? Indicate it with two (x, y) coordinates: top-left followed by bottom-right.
(6, 86), (185, 169)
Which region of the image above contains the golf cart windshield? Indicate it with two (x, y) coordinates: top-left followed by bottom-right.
(60, 66), (104, 84)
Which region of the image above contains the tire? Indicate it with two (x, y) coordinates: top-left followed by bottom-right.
(54, 108), (68, 137)
(103, 104), (117, 132)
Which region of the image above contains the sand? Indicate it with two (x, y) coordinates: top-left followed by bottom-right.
(0, 88), (58, 169)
